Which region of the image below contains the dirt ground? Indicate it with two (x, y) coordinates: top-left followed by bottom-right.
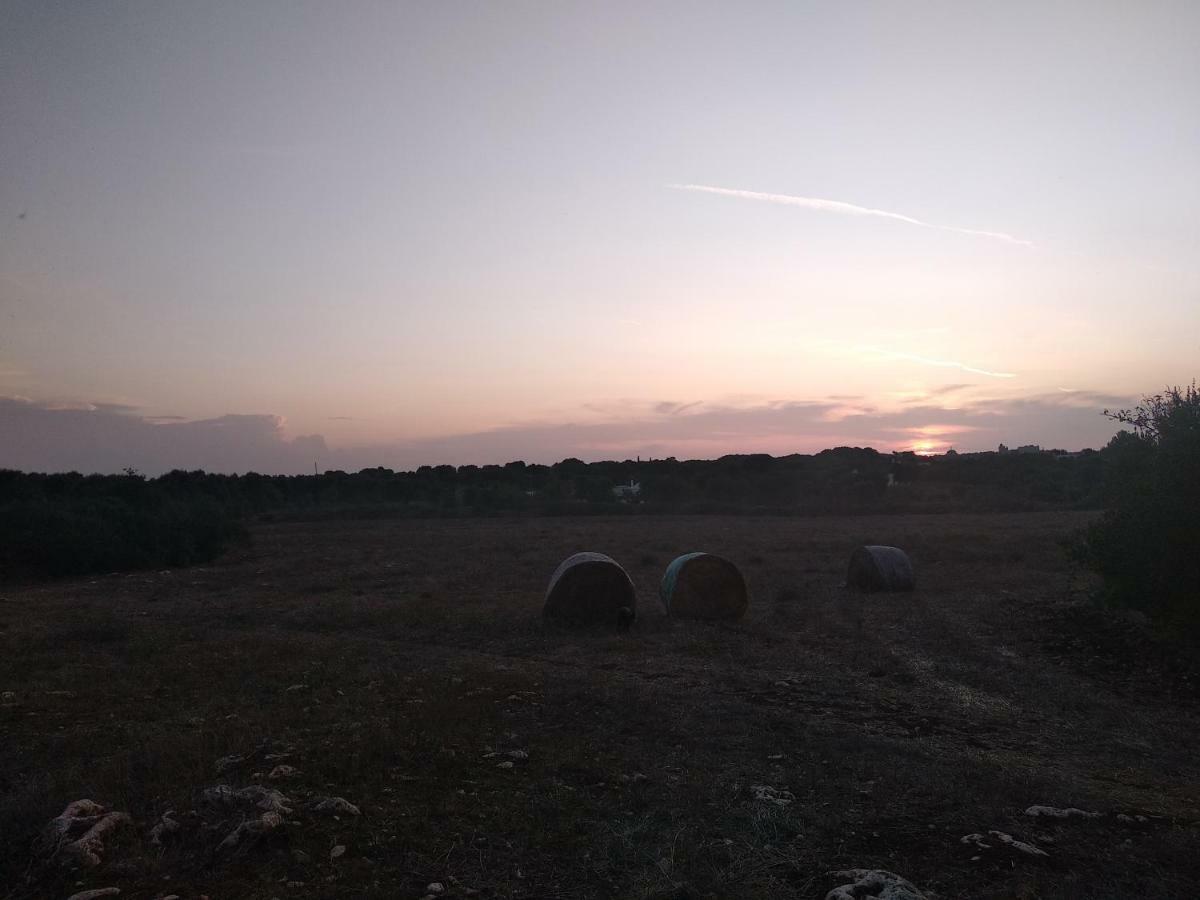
(2, 511), (1197, 899)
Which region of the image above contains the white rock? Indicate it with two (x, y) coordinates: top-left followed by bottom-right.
(826, 869), (927, 900)
(66, 890), (121, 900)
(244, 786), (293, 814)
(268, 765), (300, 780)
(203, 784), (293, 816)
(330, 844), (346, 860)
(426, 883), (445, 894)
(214, 753), (245, 773)
(47, 801), (131, 869)
(148, 810), (180, 846)
(313, 796), (361, 816)
(1025, 805), (1099, 819)
(217, 810), (283, 852)
(202, 785), (237, 805)
(962, 830), (1048, 857)
(750, 784), (795, 806)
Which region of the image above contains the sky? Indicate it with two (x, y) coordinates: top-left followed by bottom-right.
(1, 1), (1197, 474)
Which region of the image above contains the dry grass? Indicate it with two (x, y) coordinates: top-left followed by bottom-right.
(1, 511), (1197, 899)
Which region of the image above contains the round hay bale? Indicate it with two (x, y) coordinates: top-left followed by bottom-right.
(660, 552), (748, 620)
(846, 545), (915, 592)
(543, 552), (636, 626)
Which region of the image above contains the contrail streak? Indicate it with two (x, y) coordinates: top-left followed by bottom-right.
(858, 346), (1017, 378)
(667, 183), (1033, 247)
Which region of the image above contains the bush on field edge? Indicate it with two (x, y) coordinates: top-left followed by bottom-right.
(1074, 382), (1200, 633)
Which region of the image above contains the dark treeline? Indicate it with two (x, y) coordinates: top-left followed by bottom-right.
(1, 447), (1103, 578)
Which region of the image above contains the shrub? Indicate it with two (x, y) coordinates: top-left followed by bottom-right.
(1077, 382), (1200, 629)
(0, 494), (245, 579)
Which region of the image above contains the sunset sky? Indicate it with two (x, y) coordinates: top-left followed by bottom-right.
(2, 1), (1197, 474)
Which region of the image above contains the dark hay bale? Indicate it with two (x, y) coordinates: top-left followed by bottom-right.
(847, 545), (915, 592)
(543, 552), (637, 627)
(660, 552), (748, 620)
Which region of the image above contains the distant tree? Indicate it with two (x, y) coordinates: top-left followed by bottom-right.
(1077, 382), (1200, 630)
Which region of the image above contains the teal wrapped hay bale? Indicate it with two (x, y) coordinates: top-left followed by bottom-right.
(660, 552), (748, 620)
(543, 552), (637, 626)
(846, 545), (915, 592)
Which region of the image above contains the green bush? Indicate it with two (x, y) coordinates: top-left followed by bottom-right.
(1077, 383), (1200, 629)
(0, 494), (245, 578)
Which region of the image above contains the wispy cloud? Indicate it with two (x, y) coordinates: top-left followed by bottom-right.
(667, 183), (1033, 247)
(856, 346), (1017, 379)
(654, 400), (702, 416)
(930, 383), (974, 396)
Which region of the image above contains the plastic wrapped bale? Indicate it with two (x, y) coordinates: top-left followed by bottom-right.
(543, 552), (637, 626)
(660, 552), (748, 619)
(846, 545), (915, 592)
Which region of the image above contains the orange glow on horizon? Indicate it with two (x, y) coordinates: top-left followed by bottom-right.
(910, 439), (943, 456)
